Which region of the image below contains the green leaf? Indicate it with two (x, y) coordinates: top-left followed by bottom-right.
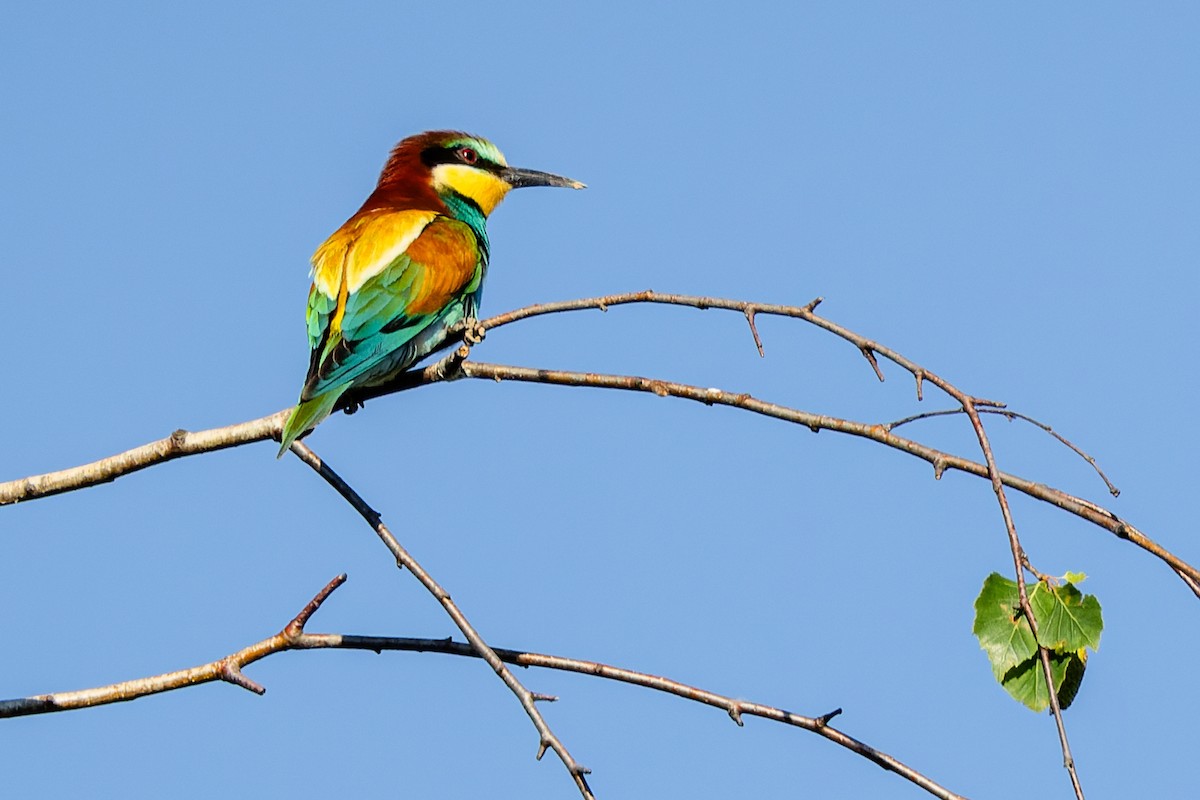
(1029, 580), (1103, 653)
(999, 649), (1086, 712)
(974, 571), (1103, 713)
(1062, 571), (1087, 585)
(972, 573), (1036, 680)
(1056, 649), (1088, 710)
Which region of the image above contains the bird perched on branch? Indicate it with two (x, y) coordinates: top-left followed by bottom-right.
(279, 131), (584, 456)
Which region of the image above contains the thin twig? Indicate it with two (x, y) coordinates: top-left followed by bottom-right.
(0, 577), (968, 800)
(1021, 554), (1055, 585)
(479, 290), (1007, 409)
(0, 573), (348, 716)
(1178, 570), (1200, 596)
(886, 408), (1119, 497)
(285, 442), (593, 799)
(959, 399), (1084, 798)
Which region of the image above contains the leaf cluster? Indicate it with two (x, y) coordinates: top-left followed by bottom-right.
(972, 572), (1103, 712)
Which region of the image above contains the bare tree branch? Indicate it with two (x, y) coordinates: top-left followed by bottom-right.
(1, 293), (1196, 598)
(3, 289), (1187, 796)
(0, 573), (351, 718)
(0, 575), (968, 800)
(0, 410), (289, 505)
(439, 359), (1200, 596)
(285, 441), (594, 798)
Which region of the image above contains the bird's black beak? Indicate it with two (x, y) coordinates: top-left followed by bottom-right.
(500, 166), (586, 190)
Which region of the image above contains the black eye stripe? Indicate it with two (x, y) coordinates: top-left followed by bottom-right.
(420, 144), (504, 175)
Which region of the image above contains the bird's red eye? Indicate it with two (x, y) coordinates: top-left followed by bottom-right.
(457, 147), (478, 164)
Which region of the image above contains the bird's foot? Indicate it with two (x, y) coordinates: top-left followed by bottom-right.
(462, 318), (486, 346)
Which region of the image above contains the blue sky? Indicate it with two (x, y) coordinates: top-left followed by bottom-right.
(2, 3), (1198, 797)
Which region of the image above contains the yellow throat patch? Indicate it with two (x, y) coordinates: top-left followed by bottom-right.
(432, 163), (512, 216)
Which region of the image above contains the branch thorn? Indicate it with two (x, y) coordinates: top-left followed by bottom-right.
(285, 573), (348, 638)
(220, 660), (265, 695)
(815, 707), (843, 727)
(970, 396), (1007, 409)
(933, 459), (946, 480)
(860, 347), (885, 382)
(744, 307), (765, 357)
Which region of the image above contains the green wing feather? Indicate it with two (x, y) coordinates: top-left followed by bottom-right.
(279, 227), (483, 456)
(303, 252), (440, 398)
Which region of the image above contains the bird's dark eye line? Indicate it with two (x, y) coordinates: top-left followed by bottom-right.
(420, 143), (502, 173)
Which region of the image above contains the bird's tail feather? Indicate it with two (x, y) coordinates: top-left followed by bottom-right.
(278, 388), (343, 458)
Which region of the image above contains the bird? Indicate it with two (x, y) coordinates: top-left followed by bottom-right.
(278, 130), (584, 456)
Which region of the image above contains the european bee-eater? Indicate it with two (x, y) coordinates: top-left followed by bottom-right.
(279, 130), (583, 455)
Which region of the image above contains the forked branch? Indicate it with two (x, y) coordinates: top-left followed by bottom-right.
(1, 293), (1195, 598)
(3, 289), (1185, 799)
(0, 575), (967, 800)
(887, 407), (1120, 497)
